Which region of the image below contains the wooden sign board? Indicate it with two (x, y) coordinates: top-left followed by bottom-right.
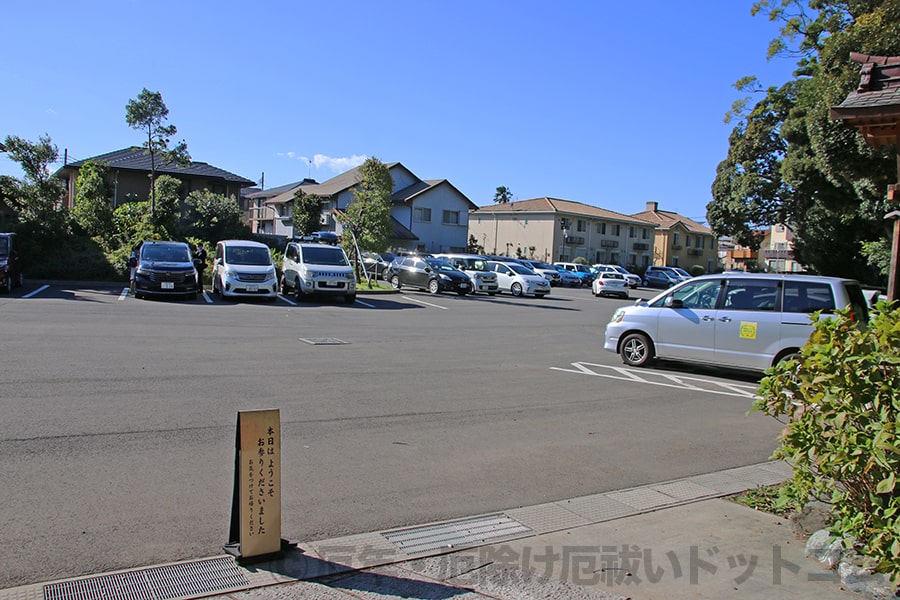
(227, 409), (282, 560)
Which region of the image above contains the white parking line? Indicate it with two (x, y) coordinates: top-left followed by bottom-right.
(201, 290), (213, 304)
(118, 288), (129, 301)
(402, 295), (449, 310)
(355, 298), (375, 308)
(550, 362), (758, 399)
(278, 294), (297, 306)
(22, 285), (50, 298)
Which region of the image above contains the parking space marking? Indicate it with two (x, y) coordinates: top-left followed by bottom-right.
(201, 290), (213, 304)
(550, 362), (759, 399)
(402, 295), (449, 310)
(119, 288), (129, 301)
(355, 298), (376, 308)
(22, 285), (50, 298)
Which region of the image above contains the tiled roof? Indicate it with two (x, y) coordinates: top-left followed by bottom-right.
(472, 197), (656, 226)
(831, 54), (900, 123)
(247, 179), (317, 200)
(65, 147), (256, 185)
(631, 207), (711, 234)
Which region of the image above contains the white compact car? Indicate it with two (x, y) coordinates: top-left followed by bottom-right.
(487, 260), (551, 298)
(593, 264), (641, 289)
(211, 240), (279, 300)
(604, 273), (869, 372)
(592, 272), (629, 298)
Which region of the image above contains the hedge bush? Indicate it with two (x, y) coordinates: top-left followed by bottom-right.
(754, 302), (900, 582)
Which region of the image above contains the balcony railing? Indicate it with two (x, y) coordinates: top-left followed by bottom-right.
(729, 249), (758, 259)
(600, 239), (619, 248)
(687, 248), (703, 256)
(763, 249), (794, 259)
(632, 242), (649, 251)
(672, 244), (682, 250)
(564, 236), (585, 245)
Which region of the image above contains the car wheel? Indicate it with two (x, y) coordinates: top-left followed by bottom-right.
(381, 267), (391, 281)
(390, 275), (401, 290)
(279, 275), (288, 294)
(428, 279), (440, 294)
(15, 272), (23, 288)
(293, 278), (305, 301)
(3, 276), (12, 293)
(642, 279), (649, 287)
(620, 332), (653, 367)
(511, 282), (523, 297)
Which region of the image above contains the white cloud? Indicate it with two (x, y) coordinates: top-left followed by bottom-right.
(277, 152), (367, 173)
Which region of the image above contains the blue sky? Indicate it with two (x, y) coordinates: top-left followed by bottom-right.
(1, 1), (797, 224)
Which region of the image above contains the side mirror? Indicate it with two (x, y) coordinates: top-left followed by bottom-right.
(664, 296), (683, 309)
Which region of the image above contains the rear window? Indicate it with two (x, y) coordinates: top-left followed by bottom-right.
(782, 281), (835, 314)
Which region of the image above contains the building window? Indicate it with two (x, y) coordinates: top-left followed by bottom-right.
(597, 222), (606, 234)
(673, 232), (680, 246)
(642, 228), (649, 240)
(641, 255), (650, 268)
(414, 207), (431, 223)
(442, 210), (460, 225)
(613, 224), (621, 236)
(629, 227), (635, 238)
(577, 219), (587, 232)
(686, 235), (692, 248)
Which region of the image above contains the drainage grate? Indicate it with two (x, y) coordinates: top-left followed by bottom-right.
(383, 513), (533, 556)
(43, 556), (249, 600)
(299, 337), (349, 345)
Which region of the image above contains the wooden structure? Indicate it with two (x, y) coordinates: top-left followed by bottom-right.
(831, 53), (900, 300)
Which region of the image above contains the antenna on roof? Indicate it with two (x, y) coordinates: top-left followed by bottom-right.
(260, 172), (265, 190)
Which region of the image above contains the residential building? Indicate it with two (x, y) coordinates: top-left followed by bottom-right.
(468, 198), (656, 267)
(759, 224), (802, 272)
(630, 202), (717, 273)
(256, 163), (476, 252)
(55, 147), (256, 211)
(243, 179), (318, 235)
(719, 236), (758, 272)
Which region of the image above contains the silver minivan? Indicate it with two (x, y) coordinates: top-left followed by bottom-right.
(604, 273), (869, 372)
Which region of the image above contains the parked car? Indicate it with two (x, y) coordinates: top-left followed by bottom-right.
(554, 262), (595, 285)
(551, 264), (583, 287)
(389, 255), (472, 295)
(593, 264), (641, 289)
(604, 273), (870, 372)
(128, 240), (202, 300)
(645, 265), (689, 284)
(211, 240), (279, 301)
(520, 260), (562, 286)
(642, 270), (680, 289)
(280, 238), (356, 303)
(669, 266), (693, 281)
(592, 272), (629, 298)
(0, 232), (23, 293)
(433, 253), (499, 295)
(361, 251), (396, 281)
(488, 260), (551, 298)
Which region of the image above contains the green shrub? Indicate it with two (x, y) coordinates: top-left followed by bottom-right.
(689, 265), (706, 276)
(753, 302), (900, 582)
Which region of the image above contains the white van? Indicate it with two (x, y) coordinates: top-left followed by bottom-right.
(211, 240), (279, 300)
(604, 273), (869, 372)
(280, 239), (356, 303)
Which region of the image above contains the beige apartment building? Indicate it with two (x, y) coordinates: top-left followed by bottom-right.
(630, 202), (717, 273)
(468, 198), (657, 267)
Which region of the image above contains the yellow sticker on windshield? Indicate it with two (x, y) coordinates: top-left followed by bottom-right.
(740, 322), (758, 339)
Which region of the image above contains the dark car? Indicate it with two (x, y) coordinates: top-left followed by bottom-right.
(389, 256), (471, 295)
(642, 270), (679, 289)
(0, 232), (23, 293)
(361, 251), (396, 280)
(128, 241), (202, 300)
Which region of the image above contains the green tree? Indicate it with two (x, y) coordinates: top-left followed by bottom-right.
(291, 189), (323, 236)
(72, 160), (114, 242)
(466, 234), (485, 254)
(493, 186), (513, 204)
(125, 88), (190, 225)
(708, 0), (900, 284)
(340, 157), (393, 262)
(152, 175), (182, 237)
(1, 134), (66, 225)
(183, 189), (250, 243)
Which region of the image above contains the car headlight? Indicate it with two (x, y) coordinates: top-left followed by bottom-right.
(611, 309), (626, 323)
(439, 274), (451, 281)
(345, 272), (355, 280)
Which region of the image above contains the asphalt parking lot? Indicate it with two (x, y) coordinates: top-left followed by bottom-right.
(0, 280), (777, 589)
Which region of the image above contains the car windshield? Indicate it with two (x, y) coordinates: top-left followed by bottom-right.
(612, 266), (630, 274)
(301, 245), (348, 266)
(142, 244), (190, 262)
(508, 263), (535, 275)
(457, 258), (489, 270)
(425, 258), (459, 272)
(0, 237), (8, 257)
(225, 246), (272, 266)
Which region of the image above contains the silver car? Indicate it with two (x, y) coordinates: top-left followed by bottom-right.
(604, 273), (869, 372)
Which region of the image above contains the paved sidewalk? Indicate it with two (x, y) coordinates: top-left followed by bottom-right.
(2, 462), (857, 600)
